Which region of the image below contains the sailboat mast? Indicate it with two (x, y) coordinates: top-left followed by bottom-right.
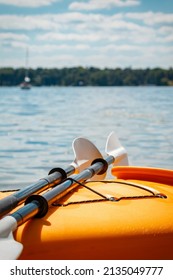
(25, 48), (29, 77)
(20, 47), (31, 89)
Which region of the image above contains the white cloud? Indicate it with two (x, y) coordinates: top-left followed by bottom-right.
(0, 13), (106, 31)
(32, 43), (90, 53)
(1, 42), (173, 68)
(28, 53), (80, 68)
(0, 0), (59, 7)
(0, 12), (159, 34)
(0, 32), (29, 41)
(37, 31), (107, 42)
(0, 7), (172, 69)
(102, 44), (173, 55)
(0, 13), (151, 33)
(126, 12), (173, 25)
(36, 25), (155, 44)
(0, 12), (169, 46)
(8, 41), (30, 49)
(0, 15), (62, 30)
(103, 44), (142, 52)
(158, 26), (173, 34)
(163, 34), (173, 43)
(69, 0), (140, 11)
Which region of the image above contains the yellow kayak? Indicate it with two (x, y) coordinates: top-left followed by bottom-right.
(1, 166), (173, 260)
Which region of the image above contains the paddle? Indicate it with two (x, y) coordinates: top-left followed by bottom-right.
(0, 132), (128, 260)
(0, 137), (104, 218)
(105, 131), (129, 166)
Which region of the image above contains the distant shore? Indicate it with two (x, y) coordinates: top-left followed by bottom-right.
(0, 67), (173, 86)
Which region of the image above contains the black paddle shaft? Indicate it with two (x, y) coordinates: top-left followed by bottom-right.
(10, 156), (114, 226)
(0, 165), (75, 217)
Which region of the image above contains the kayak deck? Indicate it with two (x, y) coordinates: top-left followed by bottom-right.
(1, 166), (173, 260)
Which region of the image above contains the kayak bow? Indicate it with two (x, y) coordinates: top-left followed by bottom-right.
(0, 132), (173, 260)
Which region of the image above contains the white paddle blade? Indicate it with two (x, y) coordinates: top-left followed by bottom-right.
(106, 132), (129, 166)
(72, 137), (106, 180)
(0, 216), (23, 260)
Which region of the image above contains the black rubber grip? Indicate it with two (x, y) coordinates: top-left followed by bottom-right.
(25, 195), (49, 218)
(91, 158), (108, 175)
(48, 167), (67, 181)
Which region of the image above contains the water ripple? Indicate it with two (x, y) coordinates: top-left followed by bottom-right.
(0, 86), (173, 188)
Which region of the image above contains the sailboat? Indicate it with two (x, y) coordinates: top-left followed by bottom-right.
(20, 48), (31, 90)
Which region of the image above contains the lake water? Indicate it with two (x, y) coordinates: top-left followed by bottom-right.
(0, 86), (173, 189)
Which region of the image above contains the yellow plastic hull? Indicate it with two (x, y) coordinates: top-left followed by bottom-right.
(1, 167), (173, 260)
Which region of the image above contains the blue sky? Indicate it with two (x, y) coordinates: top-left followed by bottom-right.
(0, 0), (173, 69)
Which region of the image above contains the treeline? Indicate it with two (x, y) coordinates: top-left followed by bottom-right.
(0, 67), (173, 86)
